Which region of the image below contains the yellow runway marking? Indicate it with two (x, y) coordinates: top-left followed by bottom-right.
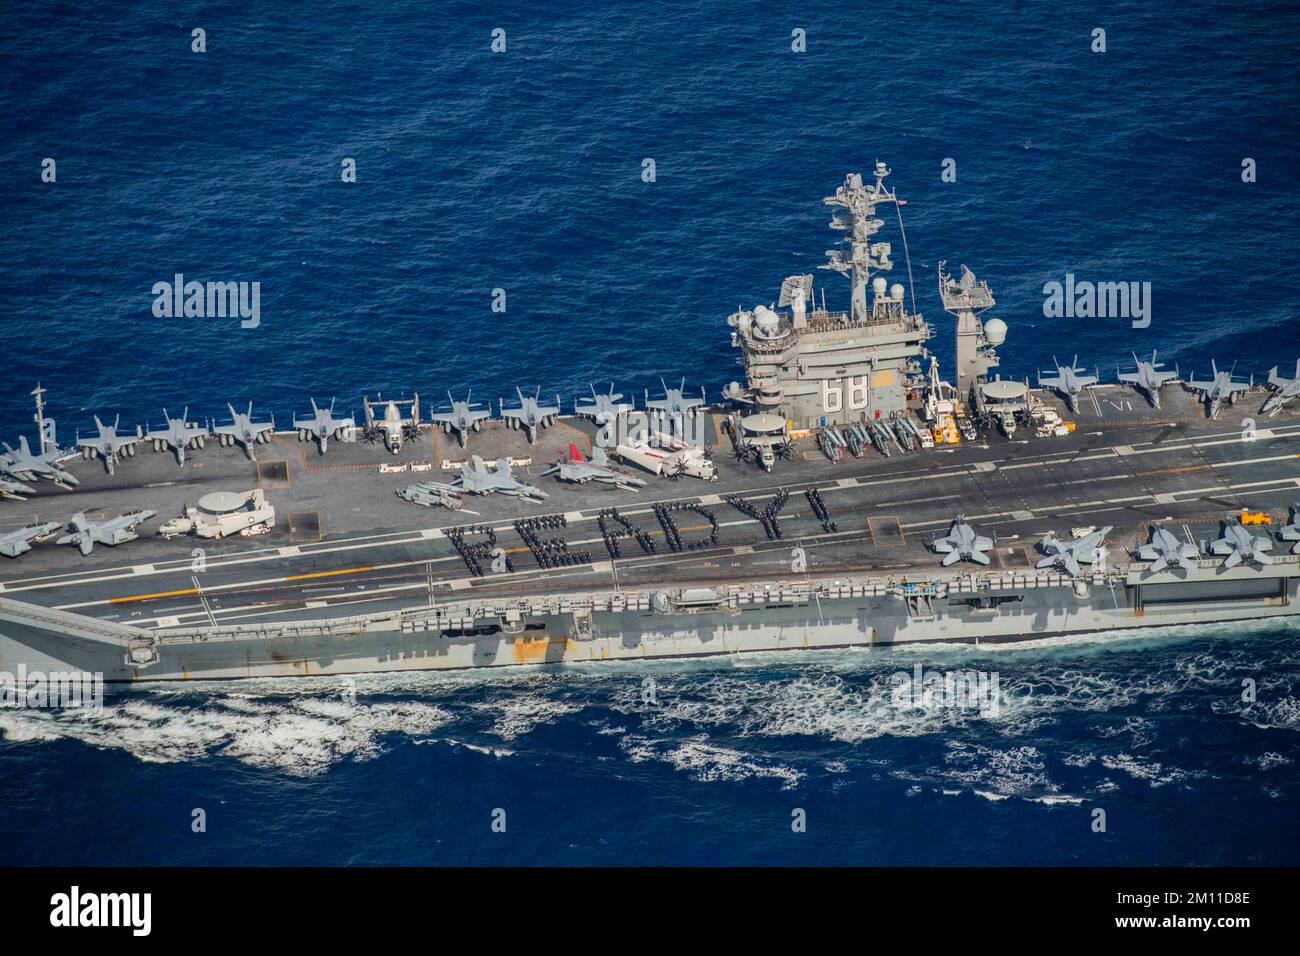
(110, 587), (198, 604)
(109, 565), (375, 603)
(1132, 463), (1211, 477)
(284, 566), (373, 582)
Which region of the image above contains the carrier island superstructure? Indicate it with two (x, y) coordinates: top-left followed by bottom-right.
(2, 164), (1299, 682)
(724, 164), (934, 429)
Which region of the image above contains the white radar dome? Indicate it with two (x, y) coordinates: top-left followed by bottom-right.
(890, 283), (905, 301)
(753, 304), (780, 332)
(872, 277), (888, 297)
(984, 318), (1008, 345)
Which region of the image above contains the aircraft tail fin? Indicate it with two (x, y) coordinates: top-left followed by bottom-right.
(567, 442), (583, 462)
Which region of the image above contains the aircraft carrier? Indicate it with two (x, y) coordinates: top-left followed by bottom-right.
(2, 164), (1299, 682)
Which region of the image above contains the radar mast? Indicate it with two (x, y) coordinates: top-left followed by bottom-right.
(938, 262), (1004, 399)
(820, 162), (898, 323)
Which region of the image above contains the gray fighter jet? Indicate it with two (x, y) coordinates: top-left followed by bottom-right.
(1137, 526), (1200, 576)
(1036, 356), (1097, 413)
(574, 384), (635, 423)
(213, 402), (276, 460)
(76, 415), (140, 474)
(1262, 359), (1300, 416)
(1278, 503), (1300, 555)
(1185, 361), (1252, 419)
(0, 435), (79, 486)
(1116, 350), (1178, 408)
(294, 398), (354, 455)
(0, 521), (62, 558)
(930, 515), (995, 566)
(645, 378), (706, 421)
(542, 442), (646, 490)
(429, 391), (493, 449)
(455, 455), (548, 501)
(500, 387), (560, 445)
(1208, 518), (1273, 570)
(145, 408), (209, 466)
(0, 478), (37, 501)
(57, 509), (156, 556)
(1036, 525), (1113, 578)
(397, 481), (466, 511)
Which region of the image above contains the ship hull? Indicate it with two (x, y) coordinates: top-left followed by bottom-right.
(3, 564), (1294, 682)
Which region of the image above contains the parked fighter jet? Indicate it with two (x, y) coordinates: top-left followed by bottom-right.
(1116, 350), (1178, 408)
(397, 481), (466, 511)
(1262, 359), (1300, 416)
(500, 387), (560, 445)
(57, 509), (156, 556)
(0, 478), (37, 501)
(294, 398), (354, 455)
(213, 402), (275, 460)
(1035, 525), (1113, 578)
(543, 443), (646, 490)
(574, 384), (635, 423)
(1208, 518), (1272, 570)
(0, 521), (62, 558)
(145, 408), (209, 466)
(0, 435), (79, 486)
(1278, 503), (1300, 555)
(645, 378), (706, 421)
(454, 456), (548, 501)
(1185, 361), (1252, 419)
(429, 391), (493, 449)
(930, 515), (995, 566)
(1137, 526), (1200, 576)
(1036, 356), (1097, 413)
(76, 415), (140, 474)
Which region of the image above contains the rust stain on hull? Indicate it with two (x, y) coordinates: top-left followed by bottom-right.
(512, 635), (562, 663)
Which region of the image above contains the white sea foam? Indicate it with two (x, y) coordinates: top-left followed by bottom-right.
(0, 691), (453, 776)
(1099, 752), (1201, 788)
(619, 733), (803, 789)
(1030, 794), (1085, 806)
(1249, 751), (1291, 771)
(2, 617), (1291, 785)
(940, 741), (1056, 796)
(472, 693), (583, 740)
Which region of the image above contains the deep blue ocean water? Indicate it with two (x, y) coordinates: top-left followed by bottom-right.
(1, 1), (1299, 865)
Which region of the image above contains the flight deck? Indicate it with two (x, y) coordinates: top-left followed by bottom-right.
(1, 383), (1297, 637)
